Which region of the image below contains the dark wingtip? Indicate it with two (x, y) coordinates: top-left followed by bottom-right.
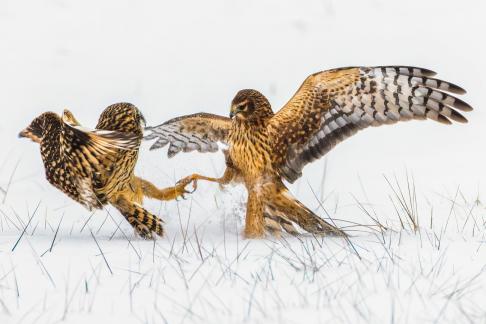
(454, 98), (473, 112)
(149, 142), (163, 151)
(437, 115), (453, 125)
(447, 82), (467, 95)
(449, 110), (468, 124)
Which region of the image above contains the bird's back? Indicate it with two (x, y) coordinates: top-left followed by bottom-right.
(94, 103), (143, 201)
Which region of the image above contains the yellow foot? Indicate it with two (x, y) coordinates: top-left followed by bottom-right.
(170, 176), (199, 200)
(175, 174), (218, 196)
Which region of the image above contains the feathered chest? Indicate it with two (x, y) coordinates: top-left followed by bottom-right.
(104, 150), (138, 190)
(228, 123), (273, 178)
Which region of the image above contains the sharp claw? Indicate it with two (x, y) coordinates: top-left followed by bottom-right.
(184, 189), (196, 196)
(173, 176), (199, 199)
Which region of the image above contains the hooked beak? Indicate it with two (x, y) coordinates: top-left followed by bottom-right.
(18, 129), (29, 138)
(18, 127), (41, 143)
(229, 106), (239, 119)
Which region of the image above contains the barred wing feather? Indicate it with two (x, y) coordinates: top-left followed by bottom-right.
(144, 113), (232, 157)
(269, 66), (472, 183)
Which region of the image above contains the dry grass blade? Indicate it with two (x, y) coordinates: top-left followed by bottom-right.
(90, 229), (113, 275)
(384, 173), (419, 232)
(2, 159), (20, 204)
(11, 201), (41, 252)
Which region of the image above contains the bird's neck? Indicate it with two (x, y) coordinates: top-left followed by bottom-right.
(232, 115), (271, 131)
(230, 118), (272, 149)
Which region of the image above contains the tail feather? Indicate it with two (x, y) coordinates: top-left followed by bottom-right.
(291, 201), (346, 236)
(264, 206), (299, 236)
(264, 215), (282, 237)
(263, 187), (346, 237)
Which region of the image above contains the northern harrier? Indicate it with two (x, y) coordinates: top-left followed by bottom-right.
(145, 66), (472, 238)
(19, 103), (195, 239)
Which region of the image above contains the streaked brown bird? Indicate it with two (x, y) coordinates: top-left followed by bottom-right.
(19, 103), (194, 239)
(145, 66), (472, 239)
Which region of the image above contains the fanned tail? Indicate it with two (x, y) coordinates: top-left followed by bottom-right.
(262, 184), (346, 237)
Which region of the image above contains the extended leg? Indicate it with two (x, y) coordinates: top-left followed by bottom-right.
(111, 195), (164, 239)
(134, 176), (195, 201)
(244, 190), (265, 239)
(177, 166), (237, 191)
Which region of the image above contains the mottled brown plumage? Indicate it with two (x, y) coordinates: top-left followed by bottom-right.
(145, 66), (472, 238)
(20, 103), (195, 239)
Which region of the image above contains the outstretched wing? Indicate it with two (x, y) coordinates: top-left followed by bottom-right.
(60, 110), (140, 209)
(144, 113), (232, 157)
(269, 66), (472, 183)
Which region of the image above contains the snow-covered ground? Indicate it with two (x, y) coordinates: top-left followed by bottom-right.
(1, 0), (485, 323)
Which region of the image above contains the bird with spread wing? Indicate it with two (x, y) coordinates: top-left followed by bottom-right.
(145, 66), (472, 238)
(19, 103), (195, 239)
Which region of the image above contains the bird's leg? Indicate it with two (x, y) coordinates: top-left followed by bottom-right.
(244, 190), (265, 239)
(134, 176), (196, 201)
(111, 195), (164, 239)
(176, 166), (236, 191)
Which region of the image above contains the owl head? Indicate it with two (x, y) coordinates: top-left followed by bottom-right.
(96, 102), (146, 135)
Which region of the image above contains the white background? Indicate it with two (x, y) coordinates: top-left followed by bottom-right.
(0, 1), (485, 323)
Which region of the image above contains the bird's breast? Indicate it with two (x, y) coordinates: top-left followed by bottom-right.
(103, 150), (138, 199)
(228, 125), (274, 182)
